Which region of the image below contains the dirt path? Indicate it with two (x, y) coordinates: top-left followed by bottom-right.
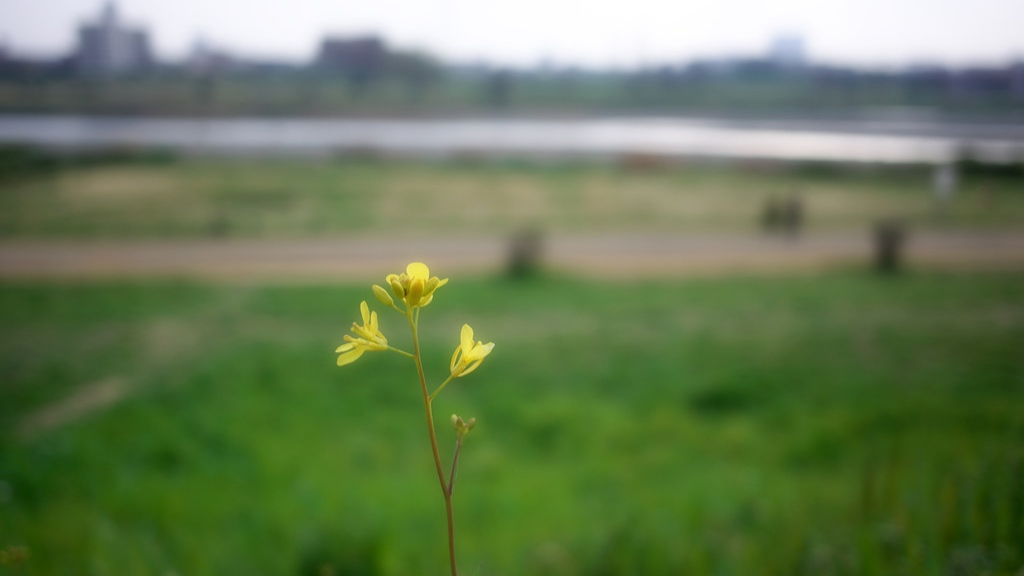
(1, 231), (1023, 281)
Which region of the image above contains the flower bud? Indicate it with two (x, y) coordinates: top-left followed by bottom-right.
(388, 277), (405, 299)
(406, 277), (425, 307)
(451, 414), (476, 437)
(372, 284), (393, 307)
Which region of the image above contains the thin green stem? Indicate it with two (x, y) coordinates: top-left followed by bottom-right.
(429, 374), (456, 403)
(388, 346), (415, 359)
(447, 437), (463, 497)
(408, 310), (459, 576)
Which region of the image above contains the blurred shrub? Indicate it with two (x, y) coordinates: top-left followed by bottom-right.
(0, 144), (178, 183)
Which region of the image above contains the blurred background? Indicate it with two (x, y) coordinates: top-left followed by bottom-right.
(1, 1), (1023, 575)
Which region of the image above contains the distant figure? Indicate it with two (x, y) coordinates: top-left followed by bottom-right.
(761, 193), (803, 236)
(873, 219), (906, 274)
(507, 227), (544, 279)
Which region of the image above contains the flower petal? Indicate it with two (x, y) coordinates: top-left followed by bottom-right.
(474, 342), (495, 360)
(336, 346), (366, 366)
(407, 262), (430, 279)
(386, 274), (405, 299)
(360, 301), (370, 325)
(459, 359), (483, 377)
(461, 324), (474, 353)
(335, 342), (355, 353)
(450, 345), (462, 373)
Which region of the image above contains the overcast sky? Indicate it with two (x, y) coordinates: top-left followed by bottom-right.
(1, 0), (1022, 68)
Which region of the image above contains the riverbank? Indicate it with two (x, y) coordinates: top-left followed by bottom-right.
(3, 114), (1024, 163)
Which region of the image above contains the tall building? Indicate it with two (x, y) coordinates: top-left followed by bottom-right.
(315, 36), (387, 83)
(76, 3), (152, 75)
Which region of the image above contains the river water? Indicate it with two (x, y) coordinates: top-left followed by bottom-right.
(2, 114), (1023, 164)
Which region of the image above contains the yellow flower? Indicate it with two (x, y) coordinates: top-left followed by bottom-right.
(335, 301), (389, 366)
(377, 262), (449, 310)
(450, 324), (494, 378)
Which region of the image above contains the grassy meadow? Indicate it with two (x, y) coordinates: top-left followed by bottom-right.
(2, 272), (1023, 575)
(1, 152), (1024, 238)
(1, 152), (1023, 575)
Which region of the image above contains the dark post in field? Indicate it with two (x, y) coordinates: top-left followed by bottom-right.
(873, 219), (906, 274)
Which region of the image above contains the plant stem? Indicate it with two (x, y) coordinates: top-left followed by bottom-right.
(430, 375), (455, 403)
(408, 312), (459, 576)
(389, 346), (415, 359)
(448, 437), (463, 497)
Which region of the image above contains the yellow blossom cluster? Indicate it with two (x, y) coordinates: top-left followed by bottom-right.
(335, 262), (493, 378)
(374, 262), (449, 310)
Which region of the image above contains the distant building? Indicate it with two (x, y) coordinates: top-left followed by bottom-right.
(76, 3), (152, 75)
(187, 38), (235, 75)
(1011, 62), (1024, 100)
(769, 34), (806, 69)
(315, 36), (387, 84)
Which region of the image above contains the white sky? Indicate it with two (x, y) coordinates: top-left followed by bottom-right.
(1, 0), (1022, 68)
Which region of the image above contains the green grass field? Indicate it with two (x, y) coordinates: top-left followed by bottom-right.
(2, 269), (1022, 575)
(1, 152), (1023, 573)
(2, 155), (1024, 239)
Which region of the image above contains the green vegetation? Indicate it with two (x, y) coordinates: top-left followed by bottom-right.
(2, 270), (1022, 575)
(1, 152), (1022, 573)
(2, 70), (1023, 117)
(2, 151), (1024, 238)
